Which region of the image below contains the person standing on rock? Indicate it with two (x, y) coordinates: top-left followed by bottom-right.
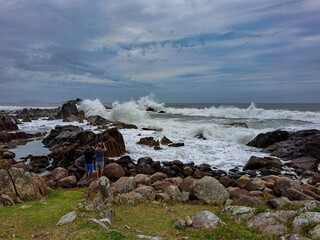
(83, 146), (95, 181)
(95, 142), (107, 180)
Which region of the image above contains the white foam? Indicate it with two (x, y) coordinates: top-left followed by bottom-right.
(165, 103), (320, 124)
(77, 99), (111, 119)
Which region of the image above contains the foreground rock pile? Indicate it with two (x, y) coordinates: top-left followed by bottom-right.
(0, 167), (49, 207)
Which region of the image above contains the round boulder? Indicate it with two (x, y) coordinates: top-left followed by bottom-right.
(103, 163), (125, 179)
(192, 176), (229, 204)
(52, 167), (69, 182)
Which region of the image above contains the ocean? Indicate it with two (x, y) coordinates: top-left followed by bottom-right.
(2, 96), (320, 170)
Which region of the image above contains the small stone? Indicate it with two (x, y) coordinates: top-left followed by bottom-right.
(81, 213), (87, 217)
(56, 211), (77, 225)
(136, 235), (163, 240)
(89, 218), (110, 231)
(20, 204), (31, 209)
(64, 232), (71, 236)
(123, 225), (130, 230)
(175, 220), (186, 230)
(185, 216), (192, 226)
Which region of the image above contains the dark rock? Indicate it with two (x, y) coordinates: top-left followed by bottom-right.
(137, 137), (159, 147)
(219, 176), (234, 188)
(87, 115), (112, 126)
(146, 107), (155, 112)
(150, 172), (168, 183)
(159, 167), (176, 178)
(103, 163), (125, 179)
(160, 136), (172, 145)
(286, 157), (319, 171)
(0, 114), (19, 131)
(247, 130), (289, 148)
(282, 188), (314, 201)
(29, 155), (50, 173)
(243, 156), (284, 170)
(168, 142), (184, 147)
(137, 157), (153, 165)
(228, 122), (249, 128)
(56, 175), (77, 188)
(179, 177), (197, 192)
(56, 99), (82, 119)
(273, 177), (301, 196)
(137, 164), (155, 175)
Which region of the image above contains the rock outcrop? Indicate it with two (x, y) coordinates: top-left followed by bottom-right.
(0, 168), (49, 207)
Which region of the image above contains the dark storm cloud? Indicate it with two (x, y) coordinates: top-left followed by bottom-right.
(0, 0), (319, 102)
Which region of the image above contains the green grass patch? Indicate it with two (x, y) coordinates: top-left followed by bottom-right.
(0, 189), (288, 240)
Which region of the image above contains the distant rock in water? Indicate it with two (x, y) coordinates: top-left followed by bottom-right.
(227, 122), (249, 128)
(15, 108), (59, 120)
(56, 98), (84, 121)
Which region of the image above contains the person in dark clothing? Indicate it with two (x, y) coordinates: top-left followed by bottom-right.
(95, 142), (107, 180)
(83, 146), (95, 181)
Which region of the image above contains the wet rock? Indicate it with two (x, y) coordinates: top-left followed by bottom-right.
(56, 99), (82, 120)
(286, 157), (319, 171)
(160, 136), (172, 145)
(137, 163), (155, 175)
(168, 142), (184, 147)
(192, 211), (225, 229)
(183, 166), (193, 176)
(247, 130), (289, 148)
(0, 114), (19, 131)
(137, 137), (159, 147)
(243, 156), (284, 170)
(192, 176), (229, 204)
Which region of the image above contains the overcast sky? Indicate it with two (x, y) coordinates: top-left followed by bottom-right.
(0, 0), (319, 103)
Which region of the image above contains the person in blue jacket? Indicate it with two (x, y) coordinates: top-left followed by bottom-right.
(83, 146), (95, 181)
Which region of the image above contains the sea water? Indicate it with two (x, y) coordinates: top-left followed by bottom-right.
(2, 96), (320, 170)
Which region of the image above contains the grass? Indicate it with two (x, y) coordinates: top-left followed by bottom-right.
(0, 189), (282, 240)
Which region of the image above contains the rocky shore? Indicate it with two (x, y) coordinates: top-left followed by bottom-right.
(1, 99), (320, 239)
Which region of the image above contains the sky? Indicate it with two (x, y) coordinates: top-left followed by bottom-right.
(0, 0), (320, 103)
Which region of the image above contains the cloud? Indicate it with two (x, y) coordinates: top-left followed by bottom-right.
(0, 0), (319, 102)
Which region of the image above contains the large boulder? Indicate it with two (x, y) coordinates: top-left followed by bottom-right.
(103, 163), (125, 179)
(56, 99), (82, 119)
(286, 157), (319, 171)
(192, 176), (229, 204)
(0, 168), (49, 207)
(247, 130), (289, 148)
(250, 130), (320, 161)
(52, 167), (69, 182)
(0, 114), (19, 131)
(114, 177), (136, 194)
(273, 177), (301, 196)
(243, 156), (283, 170)
(56, 175), (77, 188)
